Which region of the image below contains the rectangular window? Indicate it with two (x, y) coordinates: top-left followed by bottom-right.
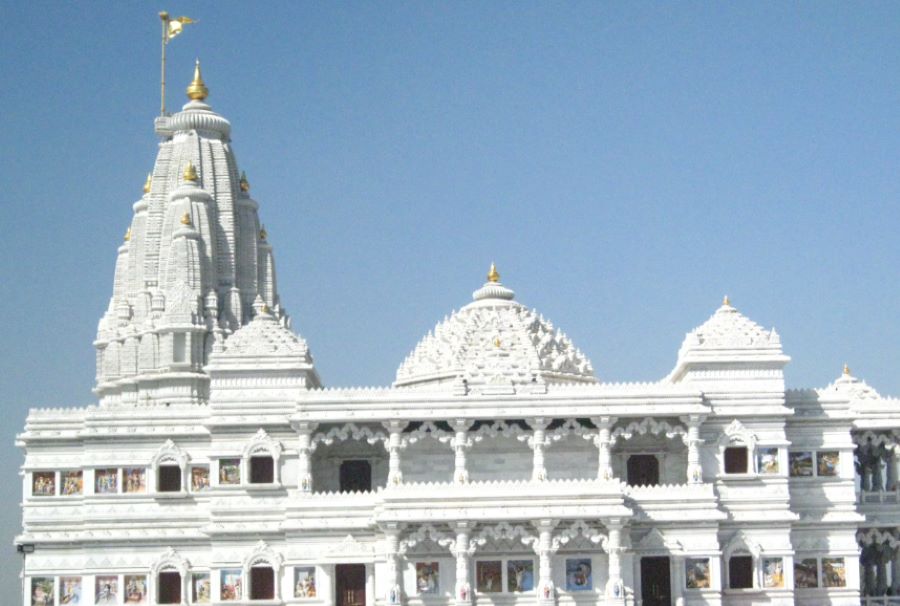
(822, 558), (846, 587)
(249, 456), (275, 484)
(794, 558), (818, 588)
(173, 332), (186, 363)
(817, 451), (839, 477)
(95, 468), (119, 494)
(61, 471), (83, 496)
(219, 459), (241, 485)
(757, 448), (779, 474)
(724, 447), (748, 474)
(123, 467), (146, 493)
(789, 452), (814, 477)
(157, 465), (181, 492)
(250, 567), (275, 599)
(158, 571), (181, 604)
(32, 472), (56, 496)
(729, 555), (753, 589)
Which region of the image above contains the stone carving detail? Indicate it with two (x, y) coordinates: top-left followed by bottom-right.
(551, 520), (609, 552)
(470, 421), (530, 444)
(243, 428), (283, 458)
(719, 419), (757, 449)
(400, 422), (454, 448)
(858, 528), (900, 548)
(243, 540), (284, 569)
(400, 524), (455, 554)
(150, 546), (190, 575)
(611, 418), (687, 444)
(151, 439), (190, 467)
(723, 530), (761, 559)
(472, 522), (538, 553)
(679, 300), (781, 353)
(311, 423), (388, 451)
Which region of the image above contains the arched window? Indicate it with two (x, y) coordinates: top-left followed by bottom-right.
(151, 440), (190, 494)
(243, 541), (283, 601)
(244, 429), (283, 487)
(723, 532), (762, 590)
(151, 548), (190, 604)
(718, 420), (758, 476)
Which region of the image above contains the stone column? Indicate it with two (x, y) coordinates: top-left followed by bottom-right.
(671, 555), (684, 606)
(891, 446), (900, 491)
(451, 420), (471, 484)
(863, 545), (876, 596)
(683, 415), (705, 484)
(876, 545), (889, 596)
(294, 421), (317, 493)
(453, 522), (474, 606)
(606, 518), (625, 602)
(384, 421), (405, 486)
(384, 524), (403, 605)
(535, 519), (558, 605)
(891, 546), (900, 595)
(592, 416), (616, 481)
(531, 418), (550, 482)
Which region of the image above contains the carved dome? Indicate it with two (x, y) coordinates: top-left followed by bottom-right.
(214, 298), (312, 360)
(677, 297), (781, 356)
(394, 267), (596, 389)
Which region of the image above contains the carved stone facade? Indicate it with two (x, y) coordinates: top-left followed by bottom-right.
(16, 68), (900, 606)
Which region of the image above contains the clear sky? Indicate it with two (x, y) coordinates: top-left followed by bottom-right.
(2, 1), (899, 588)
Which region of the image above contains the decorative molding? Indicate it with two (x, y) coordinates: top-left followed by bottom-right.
(469, 421), (530, 444)
(399, 523), (455, 554)
(611, 418), (688, 445)
(243, 428), (283, 459)
(150, 439), (190, 467)
(242, 540), (284, 570)
(311, 423), (388, 451)
(149, 547), (190, 575)
(718, 419), (757, 450)
(471, 522), (538, 553)
(400, 422), (454, 448)
(551, 520), (609, 552)
(723, 530), (762, 559)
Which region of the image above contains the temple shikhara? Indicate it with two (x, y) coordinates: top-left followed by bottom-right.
(16, 64), (900, 606)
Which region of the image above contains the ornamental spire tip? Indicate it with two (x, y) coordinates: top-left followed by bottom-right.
(487, 262), (500, 283)
(186, 59), (209, 101)
(183, 161), (198, 182)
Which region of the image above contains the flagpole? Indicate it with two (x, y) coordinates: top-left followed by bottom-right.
(160, 11), (169, 116)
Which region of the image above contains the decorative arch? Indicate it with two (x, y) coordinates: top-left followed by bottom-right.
(718, 420), (757, 451)
(472, 522), (538, 553)
(399, 422), (454, 448)
(551, 520), (609, 552)
(149, 547), (190, 604)
(310, 423), (388, 451)
(151, 440), (190, 493)
(611, 418), (688, 445)
(243, 428), (283, 460)
(722, 531), (763, 590)
(400, 523), (455, 554)
(242, 540), (284, 601)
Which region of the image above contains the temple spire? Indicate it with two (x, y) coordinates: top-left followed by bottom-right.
(186, 59), (209, 101)
(487, 262), (500, 283)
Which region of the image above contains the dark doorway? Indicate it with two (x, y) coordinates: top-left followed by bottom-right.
(336, 564), (367, 606)
(724, 447), (749, 474)
(641, 556), (671, 606)
(627, 455), (660, 486)
(340, 460), (372, 492)
(157, 571), (181, 604)
(158, 465), (181, 492)
(250, 566), (275, 599)
(729, 556), (753, 589)
(250, 456), (275, 484)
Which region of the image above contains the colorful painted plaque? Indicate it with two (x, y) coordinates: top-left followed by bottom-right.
(61, 471), (83, 496)
(123, 468), (146, 493)
(95, 575), (119, 604)
(124, 575), (147, 603)
(59, 577), (81, 605)
(294, 567), (317, 598)
(192, 572), (211, 603)
(219, 459), (241, 485)
(763, 558), (784, 588)
(220, 569), (242, 600)
(416, 562), (439, 595)
(476, 561), (502, 593)
(565, 558), (592, 591)
(685, 558), (710, 589)
(31, 577), (55, 606)
(757, 448), (779, 474)
(507, 560), (534, 592)
(33, 472), (55, 497)
(823, 558), (846, 587)
(95, 468), (119, 494)
(794, 558), (818, 588)
(789, 452), (814, 477)
(817, 451), (839, 477)
(191, 466), (210, 491)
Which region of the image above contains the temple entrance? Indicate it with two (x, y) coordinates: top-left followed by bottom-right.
(627, 454), (660, 486)
(340, 460), (372, 493)
(640, 556), (671, 606)
(336, 564), (367, 606)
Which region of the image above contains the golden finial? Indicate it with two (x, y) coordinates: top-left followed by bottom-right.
(843, 363), (851, 376)
(124, 227), (131, 242)
(180, 212), (192, 226)
(723, 295), (730, 306)
(259, 225), (268, 241)
(143, 173), (152, 194)
(261, 303), (270, 314)
(186, 59), (209, 101)
(487, 262), (500, 283)
(493, 337), (501, 348)
(183, 161), (198, 182)
(239, 171), (250, 192)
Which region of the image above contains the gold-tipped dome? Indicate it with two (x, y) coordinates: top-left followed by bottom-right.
(723, 295), (731, 306)
(186, 59), (209, 101)
(843, 363), (851, 376)
(240, 171), (250, 192)
(143, 173), (152, 194)
(487, 262), (500, 283)
(183, 161), (198, 182)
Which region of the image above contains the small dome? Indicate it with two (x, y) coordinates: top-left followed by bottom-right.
(678, 298), (781, 354)
(215, 298), (312, 360)
(395, 268), (595, 389)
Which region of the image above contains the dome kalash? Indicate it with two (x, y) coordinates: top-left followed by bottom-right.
(394, 265), (596, 390)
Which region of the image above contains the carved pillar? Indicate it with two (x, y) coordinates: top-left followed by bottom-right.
(384, 421), (405, 486)
(294, 421), (317, 493)
(683, 415), (705, 484)
(451, 420), (471, 484)
(863, 545), (876, 596)
(534, 519), (558, 605)
(876, 544), (889, 596)
(384, 524), (403, 605)
(891, 446), (900, 491)
(531, 418), (550, 482)
(592, 416), (616, 481)
(453, 522), (474, 606)
(606, 518), (624, 601)
(671, 555), (684, 606)
(892, 546), (900, 595)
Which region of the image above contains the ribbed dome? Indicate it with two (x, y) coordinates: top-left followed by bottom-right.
(395, 269), (595, 389)
(678, 297), (781, 355)
(215, 299), (312, 359)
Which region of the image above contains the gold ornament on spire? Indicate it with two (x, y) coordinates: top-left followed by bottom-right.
(183, 161), (198, 182)
(186, 59), (209, 101)
(124, 227), (131, 242)
(487, 262), (500, 283)
(239, 171), (250, 192)
(143, 173), (152, 194)
(723, 295), (731, 306)
(180, 212), (192, 226)
(843, 363), (851, 376)
(259, 225), (268, 241)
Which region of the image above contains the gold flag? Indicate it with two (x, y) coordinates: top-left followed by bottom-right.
(167, 16), (195, 41)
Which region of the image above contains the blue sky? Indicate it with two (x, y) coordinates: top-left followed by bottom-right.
(2, 1), (900, 585)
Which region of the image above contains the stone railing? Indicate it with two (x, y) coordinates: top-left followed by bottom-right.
(863, 597), (900, 605)
(861, 490), (900, 505)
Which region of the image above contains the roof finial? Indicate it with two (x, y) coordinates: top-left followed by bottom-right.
(124, 227), (131, 242)
(183, 161), (198, 182)
(239, 171), (250, 192)
(723, 295), (731, 306)
(843, 363), (851, 376)
(487, 262), (500, 283)
(180, 212), (192, 226)
(186, 59), (209, 101)
(143, 173), (152, 194)
(259, 225), (267, 241)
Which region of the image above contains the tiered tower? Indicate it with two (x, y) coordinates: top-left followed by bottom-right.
(94, 62), (306, 406)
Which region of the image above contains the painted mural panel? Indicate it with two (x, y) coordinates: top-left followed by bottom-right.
(565, 558), (592, 591)
(294, 567), (317, 598)
(61, 471), (83, 496)
(763, 558), (784, 588)
(817, 452), (839, 477)
(221, 569), (242, 600)
(507, 560), (534, 592)
(59, 577), (81, 605)
(685, 558), (710, 589)
(789, 452), (814, 477)
(476, 561), (502, 593)
(757, 448), (779, 474)
(95, 576), (119, 604)
(31, 577), (55, 606)
(192, 573), (211, 603)
(123, 468), (146, 493)
(95, 469), (119, 494)
(33, 472), (55, 496)
(219, 459), (241, 485)
(794, 558), (818, 588)
(192, 466), (210, 491)
(416, 562), (439, 595)
(823, 558), (846, 587)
